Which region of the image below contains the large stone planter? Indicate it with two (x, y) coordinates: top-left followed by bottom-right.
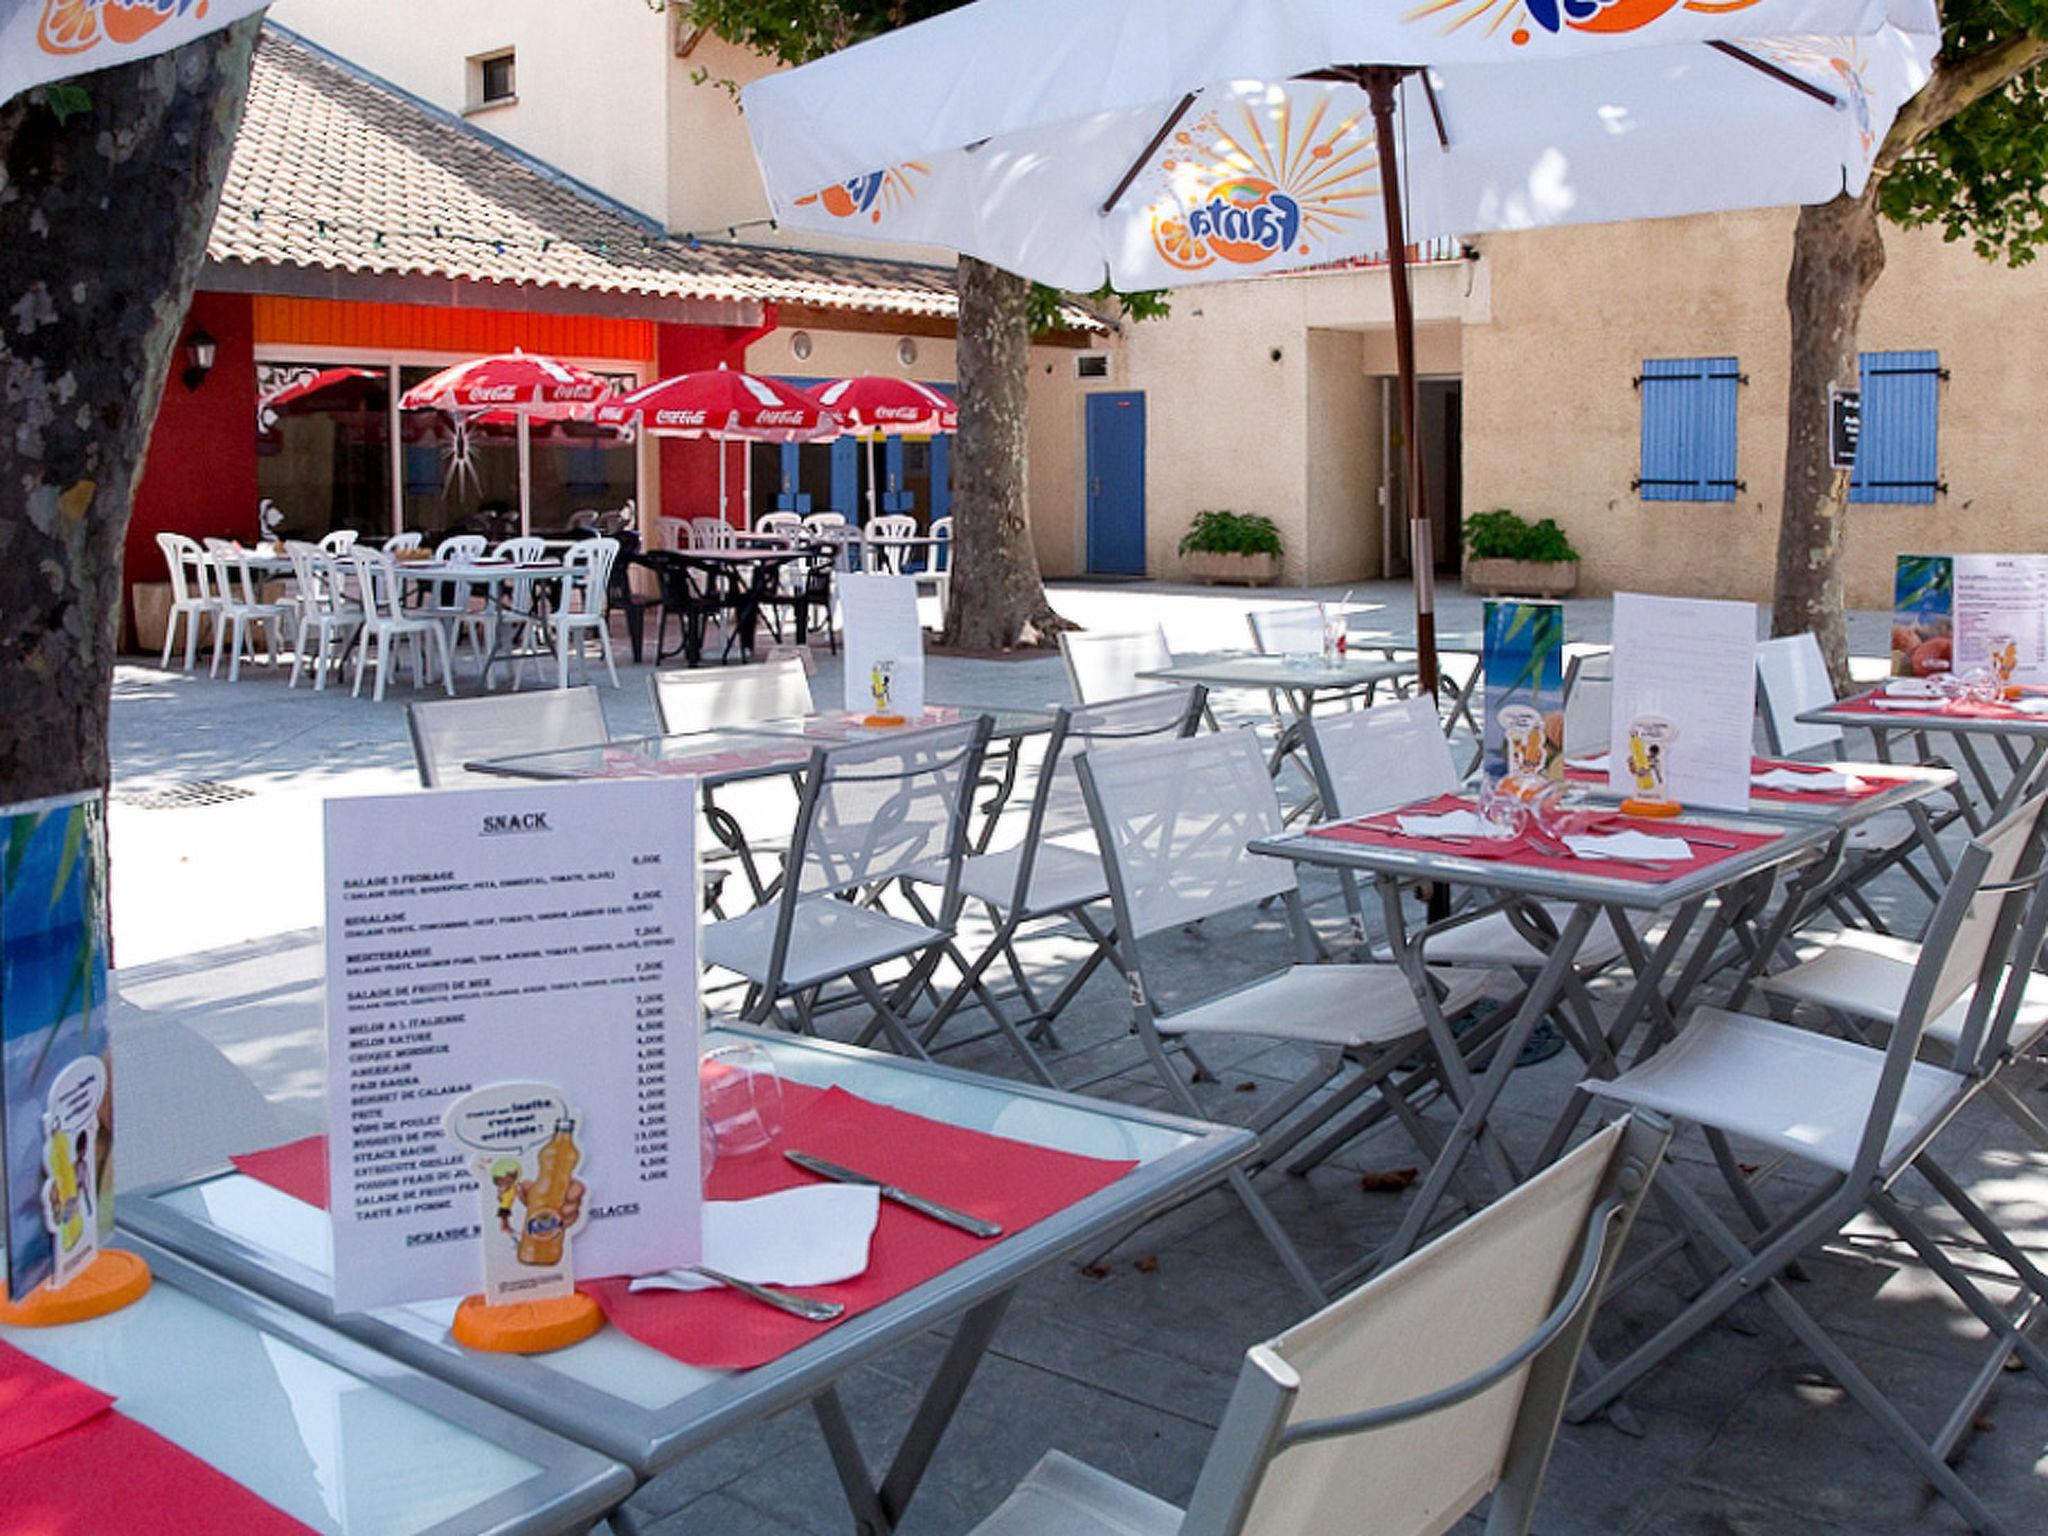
(1464, 557), (1578, 599)
(1184, 550), (1280, 586)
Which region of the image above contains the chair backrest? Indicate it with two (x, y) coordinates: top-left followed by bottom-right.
(1304, 697), (1460, 819)
(1248, 603), (1327, 657)
(689, 517), (736, 550)
(318, 529), (358, 555)
(385, 531), (424, 553)
(207, 545), (259, 608)
(493, 536), (546, 564)
(656, 516), (689, 552)
(563, 537), (617, 616)
(349, 548), (406, 623)
(1077, 727), (1295, 943)
(756, 512), (803, 539)
(406, 687), (610, 788)
(284, 540), (337, 614)
(650, 656), (813, 734)
(866, 514), (919, 572)
(1561, 650), (1614, 756)
(802, 512), (848, 533)
(1756, 633), (1844, 758)
(157, 532), (204, 605)
(929, 516), (953, 572)
(436, 534), (488, 563)
(1059, 626), (1174, 703)
(1177, 1116), (1668, 1536)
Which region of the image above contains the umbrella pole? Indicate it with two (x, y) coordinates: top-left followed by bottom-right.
(518, 414), (533, 539)
(865, 434), (878, 524)
(1363, 68), (1439, 700)
(719, 440), (728, 525)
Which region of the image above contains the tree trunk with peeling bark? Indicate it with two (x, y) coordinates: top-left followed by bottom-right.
(1771, 189), (1886, 692)
(0, 21), (259, 802)
(940, 255), (1070, 650)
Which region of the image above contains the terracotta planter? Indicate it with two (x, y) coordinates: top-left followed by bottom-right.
(1463, 557), (1578, 599)
(1184, 550), (1280, 586)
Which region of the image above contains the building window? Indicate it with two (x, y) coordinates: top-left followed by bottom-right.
(1850, 349), (1943, 505)
(1636, 356), (1742, 502)
(469, 49), (515, 111)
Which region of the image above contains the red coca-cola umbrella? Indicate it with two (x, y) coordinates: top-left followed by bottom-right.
(399, 351), (618, 536)
(811, 375), (956, 521)
(596, 367), (838, 522)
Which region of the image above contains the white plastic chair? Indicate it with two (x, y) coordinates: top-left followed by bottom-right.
(650, 656), (813, 734)
(1075, 727), (1488, 1302)
(317, 529), (359, 556)
(1059, 626), (1174, 703)
(205, 545), (291, 682)
(155, 531), (218, 671)
(492, 536), (546, 564)
(863, 513), (919, 573)
(704, 720), (992, 1060)
(968, 1114), (1669, 1536)
(656, 516), (689, 552)
(434, 534), (487, 563)
(689, 517), (736, 551)
(348, 548), (453, 702)
(406, 687), (609, 788)
(284, 542), (362, 691)
(801, 512), (848, 535)
(385, 531), (424, 553)
(527, 537), (618, 690)
(755, 511), (803, 540)
(1576, 789), (2048, 1535)
(916, 514), (954, 619)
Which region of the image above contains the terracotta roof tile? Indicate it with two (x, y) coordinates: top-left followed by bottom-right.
(210, 28), (1035, 324)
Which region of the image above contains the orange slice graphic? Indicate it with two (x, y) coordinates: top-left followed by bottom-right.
(1153, 216), (1213, 272)
(38, 0), (101, 55)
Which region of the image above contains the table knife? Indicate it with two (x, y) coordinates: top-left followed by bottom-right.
(784, 1150), (1003, 1238)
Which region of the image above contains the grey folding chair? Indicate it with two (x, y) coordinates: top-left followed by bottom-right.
(968, 1114), (1670, 1536)
(1575, 788), (2048, 1536)
(901, 686), (1209, 1085)
(1076, 727), (1490, 1303)
(1558, 649), (1612, 758)
(406, 687), (609, 788)
(1059, 626), (1174, 703)
(703, 719), (992, 1060)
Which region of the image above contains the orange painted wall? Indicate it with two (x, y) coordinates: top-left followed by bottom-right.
(252, 297), (656, 363)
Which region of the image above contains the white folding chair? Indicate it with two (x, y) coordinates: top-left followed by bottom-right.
(348, 549), (453, 702)
(1246, 603), (1327, 658)
(284, 541), (361, 691)
(526, 537), (618, 690)
(863, 513), (918, 572)
(970, 1114), (1670, 1536)
(902, 686), (1209, 1085)
(704, 720), (992, 1061)
(1575, 790), (2048, 1535)
(1076, 728), (1490, 1302)
(1059, 626), (1174, 703)
(407, 687), (609, 788)
(649, 655), (813, 734)
(155, 531), (217, 672)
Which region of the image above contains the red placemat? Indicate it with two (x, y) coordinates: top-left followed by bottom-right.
(0, 1340), (114, 1460)
(1309, 794), (1781, 885)
(231, 1135), (327, 1209)
(1, 1403), (317, 1534)
(1832, 688), (2048, 722)
(230, 1083), (1137, 1371)
(1562, 757), (1885, 803)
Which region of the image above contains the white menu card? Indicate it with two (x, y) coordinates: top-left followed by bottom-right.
(1953, 555), (2048, 685)
(1608, 592), (1757, 813)
(323, 779), (701, 1312)
(839, 573), (926, 717)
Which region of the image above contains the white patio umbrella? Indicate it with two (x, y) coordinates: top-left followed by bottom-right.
(741, 0), (1938, 691)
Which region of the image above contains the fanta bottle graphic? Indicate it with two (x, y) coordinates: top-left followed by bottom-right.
(48, 1122), (83, 1253)
(517, 1118), (580, 1267)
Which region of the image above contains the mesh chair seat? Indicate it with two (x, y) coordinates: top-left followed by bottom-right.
(1761, 928), (2048, 1053)
(967, 1451), (1180, 1536)
(1590, 1006), (1966, 1175)
(911, 842), (1109, 915)
(1421, 902), (1633, 971)
(704, 899), (946, 991)
(1163, 965), (1488, 1050)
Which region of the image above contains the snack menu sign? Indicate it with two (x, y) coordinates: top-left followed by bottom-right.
(323, 780), (701, 1312)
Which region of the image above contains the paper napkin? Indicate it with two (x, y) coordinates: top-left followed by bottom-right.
(628, 1184), (881, 1293)
(1752, 767), (1852, 792)
(1396, 810), (1490, 838)
(1565, 831), (1692, 862)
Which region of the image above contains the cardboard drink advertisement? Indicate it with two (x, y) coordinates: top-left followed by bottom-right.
(839, 574), (925, 722)
(446, 1083), (591, 1305)
(1891, 555), (1953, 678)
(1, 793), (114, 1302)
(1481, 600), (1565, 785)
(1607, 593), (1757, 813)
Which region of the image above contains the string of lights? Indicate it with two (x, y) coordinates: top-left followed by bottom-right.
(214, 196), (782, 259)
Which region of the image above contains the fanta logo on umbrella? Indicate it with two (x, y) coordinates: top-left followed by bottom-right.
(1407, 0), (1761, 46)
(796, 164), (927, 226)
(38, 0), (199, 56)
(1185, 180), (1302, 265)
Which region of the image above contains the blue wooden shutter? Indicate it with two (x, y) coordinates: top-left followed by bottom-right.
(1850, 349), (1941, 505)
(1638, 356), (1740, 502)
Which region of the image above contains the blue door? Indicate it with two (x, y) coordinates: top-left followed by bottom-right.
(1086, 392), (1146, 575)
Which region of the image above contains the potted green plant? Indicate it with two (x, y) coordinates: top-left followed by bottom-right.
(1179, 509), (1283, 585)
(1462, 508), (1580, 598)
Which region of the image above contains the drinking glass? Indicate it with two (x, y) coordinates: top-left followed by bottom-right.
(700, 1042), (785, 1158)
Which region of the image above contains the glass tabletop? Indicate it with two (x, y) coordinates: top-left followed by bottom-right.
(737, 703), (1056, 743)
(123, 1027), (1243, 1474)
(1140, 651), (1414, 690)
(4, 1239), (627, 1536)
(471, 728), (818, 784)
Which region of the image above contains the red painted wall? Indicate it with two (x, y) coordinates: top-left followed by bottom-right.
(126, 290), (260, 640)
(656, 309), (778, 528)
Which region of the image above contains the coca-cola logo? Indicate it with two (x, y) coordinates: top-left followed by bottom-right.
(655, 409), (709, 427)
(467, 385), (521, 402)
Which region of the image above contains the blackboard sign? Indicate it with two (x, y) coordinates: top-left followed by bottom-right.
(1829, 387), (1862, 471)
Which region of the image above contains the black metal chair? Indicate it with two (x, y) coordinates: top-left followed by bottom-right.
(606, 530), (664, 665)
(757, 540), (837, 654)
(639, 549), (739, 667)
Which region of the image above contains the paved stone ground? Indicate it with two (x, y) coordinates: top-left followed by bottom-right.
(105, 581), (2047, 1534)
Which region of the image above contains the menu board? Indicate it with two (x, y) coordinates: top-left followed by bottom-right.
(323, 780), (701, 1313)
(1481, 600), (1565, 785)
(1890, 556), (1953, 678)
(0, 793), (113, 1302)
(1953, 555), (2048, 686)
(1608, 593), (1757, 813)
(839, 574), (925, 719)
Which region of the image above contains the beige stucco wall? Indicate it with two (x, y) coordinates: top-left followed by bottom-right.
(1306, 330), (1381, 584)
(1462, 208), (2048, 609)
(272, 0), (674, 224)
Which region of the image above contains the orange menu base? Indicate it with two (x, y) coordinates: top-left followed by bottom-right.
(1619, 797), (1684, 819)
(861, 714), (907, 728)
(451, 1291), (603, 1354)
(0, 1250), (152, 1326)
